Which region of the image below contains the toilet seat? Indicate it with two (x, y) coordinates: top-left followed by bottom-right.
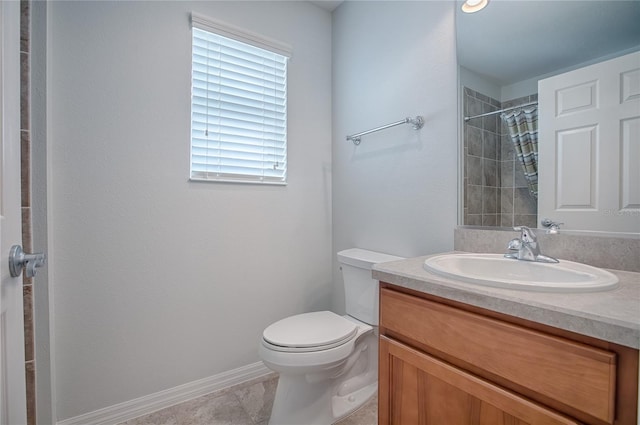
(263, 311), (358, 352)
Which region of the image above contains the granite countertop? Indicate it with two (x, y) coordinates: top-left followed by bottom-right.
(372, 252), (640, 349)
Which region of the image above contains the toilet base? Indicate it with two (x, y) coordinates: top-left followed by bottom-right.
(331, 382), (377, 421)
(263, 318), (378, 425)
(268, 373), (376, 425)
(267, 331), (377, 425)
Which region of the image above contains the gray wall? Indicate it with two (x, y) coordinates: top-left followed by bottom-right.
(46, 0), (460, 421)
(48, 1), (332, 420)
(331, 1), (458, 312)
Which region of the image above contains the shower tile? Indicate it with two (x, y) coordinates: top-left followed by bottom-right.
(500, 160), (514, 188)
(503, 95), (530, 110)
(464, 92), (472, 117)
(467, 185), (483, 215)
(502, 99), (516, 110)
(514, 188), (537, 215)
(492, 133), (502, 161)
(518, 95), (532, 103)
(465, 214), (482, 226)
(481, 130), (496, 159)
(466, 97), (482, 128)
(463, 180), (468, 208)
(500, 214), (514, 228)
(482, 159), (497, 187)
(476, 92), (490, 104)
(482, 214), (498, 227)
(466, 126), (482, 157)
(483, 114), (498, 134)
(514, 164), (528, 188)
(513, 214), (537, 229)
(482, 186), (498, 214)
(501, 136), (514, 159)
(466, 155), (482, 186)
(500, 188), (514, 215)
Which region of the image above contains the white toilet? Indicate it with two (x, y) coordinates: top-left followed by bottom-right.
(259, 248), (403, 425)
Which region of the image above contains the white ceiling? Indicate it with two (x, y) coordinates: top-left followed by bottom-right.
(456, 0), (640, 86)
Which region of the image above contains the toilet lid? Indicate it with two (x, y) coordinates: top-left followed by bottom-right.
(263, 311), (358, 350)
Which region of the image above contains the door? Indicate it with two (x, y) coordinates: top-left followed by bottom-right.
(0, 1), (28, 424)
(379, 337), (579, 425)
(538, 51), (640, 233)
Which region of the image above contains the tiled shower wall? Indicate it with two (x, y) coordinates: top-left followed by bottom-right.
(462, 88), (501, 226)
(463, 87), (538, 228)
(499, 93), (538, 228)
(20, 0), (36, 424)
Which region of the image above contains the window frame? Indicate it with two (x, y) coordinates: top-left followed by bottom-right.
(189, 13), (291, 185)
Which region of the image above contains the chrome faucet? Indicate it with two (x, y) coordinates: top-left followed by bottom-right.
(540, 218), (564, 234)
(504, 226), (559, 263)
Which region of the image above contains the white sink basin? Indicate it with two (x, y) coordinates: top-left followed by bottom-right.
(423, 253), (619, 292)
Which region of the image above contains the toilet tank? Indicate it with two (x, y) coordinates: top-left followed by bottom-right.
(337, 248), (404, 326)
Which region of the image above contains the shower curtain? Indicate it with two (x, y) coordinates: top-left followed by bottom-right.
(501, 107), (538, 198)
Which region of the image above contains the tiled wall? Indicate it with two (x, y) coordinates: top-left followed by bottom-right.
(462, 87), (501, 226)
(20, 1), (36, 424)
(499, 94), (538, 228)
(462, 88), (538, 228)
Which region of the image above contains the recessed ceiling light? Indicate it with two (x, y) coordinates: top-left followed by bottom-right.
(462, 0), (489, 13)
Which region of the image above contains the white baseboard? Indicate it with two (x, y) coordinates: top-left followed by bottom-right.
(56, 361), (272, 425)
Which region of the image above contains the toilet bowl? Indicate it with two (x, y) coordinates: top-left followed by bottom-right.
(259, 248), (403, 425)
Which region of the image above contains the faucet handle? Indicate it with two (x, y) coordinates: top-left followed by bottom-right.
(541, 218), (564, 234)
(506, 238), (522, 251)
(513, 226), (536, 243)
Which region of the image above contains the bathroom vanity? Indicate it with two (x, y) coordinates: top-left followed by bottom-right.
(374, 254), (640, 425)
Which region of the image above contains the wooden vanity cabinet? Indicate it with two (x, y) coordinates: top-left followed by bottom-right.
(378, 284), (639, 425)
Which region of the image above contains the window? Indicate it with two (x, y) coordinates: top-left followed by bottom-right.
(190, 14), (290, 184)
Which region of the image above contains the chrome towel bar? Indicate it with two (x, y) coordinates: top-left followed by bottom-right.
(346, 116), (424, 145)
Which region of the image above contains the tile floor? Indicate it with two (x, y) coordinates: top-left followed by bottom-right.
(118, 373), (378, 425)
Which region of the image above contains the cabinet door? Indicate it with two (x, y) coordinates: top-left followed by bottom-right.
(379, 337), (580, 425)
(380, 288), (616, 423)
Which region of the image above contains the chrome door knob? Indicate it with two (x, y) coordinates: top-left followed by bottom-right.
(8, 245), (47, 278)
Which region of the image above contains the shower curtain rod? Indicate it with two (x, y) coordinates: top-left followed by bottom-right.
(464, 100), (538, 122)
(346, 116), (424, 145)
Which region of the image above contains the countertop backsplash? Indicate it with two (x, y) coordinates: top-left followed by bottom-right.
(454, 226), (640, 273)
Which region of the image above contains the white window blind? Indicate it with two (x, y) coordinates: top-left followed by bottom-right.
(190, 16), (289, 184)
